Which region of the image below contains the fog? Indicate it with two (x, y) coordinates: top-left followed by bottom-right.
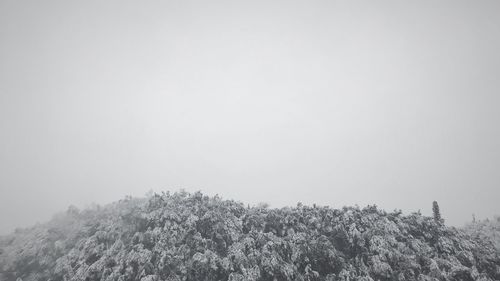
(1, 0), (500, 234)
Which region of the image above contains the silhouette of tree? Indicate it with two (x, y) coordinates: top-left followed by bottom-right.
(432, 200), (443, 224)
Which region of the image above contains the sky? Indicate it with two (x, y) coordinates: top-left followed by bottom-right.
(1, 0), (499, 234)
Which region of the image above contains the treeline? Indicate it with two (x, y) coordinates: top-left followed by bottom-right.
(463, 216), (500, 255)
(1, 191), (500, 281)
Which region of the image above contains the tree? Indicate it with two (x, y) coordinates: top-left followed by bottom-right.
(432, 201), (443, 224)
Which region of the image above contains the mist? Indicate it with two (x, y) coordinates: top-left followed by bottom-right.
(1, 0), (500, 235)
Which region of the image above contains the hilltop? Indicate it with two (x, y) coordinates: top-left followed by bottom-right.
(1, 191), (499, 281)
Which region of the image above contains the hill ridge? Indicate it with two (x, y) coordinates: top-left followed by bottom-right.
(1, 191), (499, 281)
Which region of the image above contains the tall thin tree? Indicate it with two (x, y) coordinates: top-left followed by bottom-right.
(432, 201), (443, 224)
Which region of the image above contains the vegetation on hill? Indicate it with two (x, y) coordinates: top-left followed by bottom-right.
(1, 191), (499, 281)
(464, 217), (500, 256)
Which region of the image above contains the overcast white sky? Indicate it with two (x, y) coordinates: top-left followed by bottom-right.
(1, 0), (500, 234)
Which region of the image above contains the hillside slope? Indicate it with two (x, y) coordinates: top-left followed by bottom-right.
(464, 217), (500, 255)
(1, 191), (499, 281)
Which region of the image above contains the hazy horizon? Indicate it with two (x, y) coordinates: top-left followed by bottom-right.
(1, 0), (500, 235)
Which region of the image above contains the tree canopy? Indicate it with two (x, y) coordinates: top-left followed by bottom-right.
(1, 191), (499, 281)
